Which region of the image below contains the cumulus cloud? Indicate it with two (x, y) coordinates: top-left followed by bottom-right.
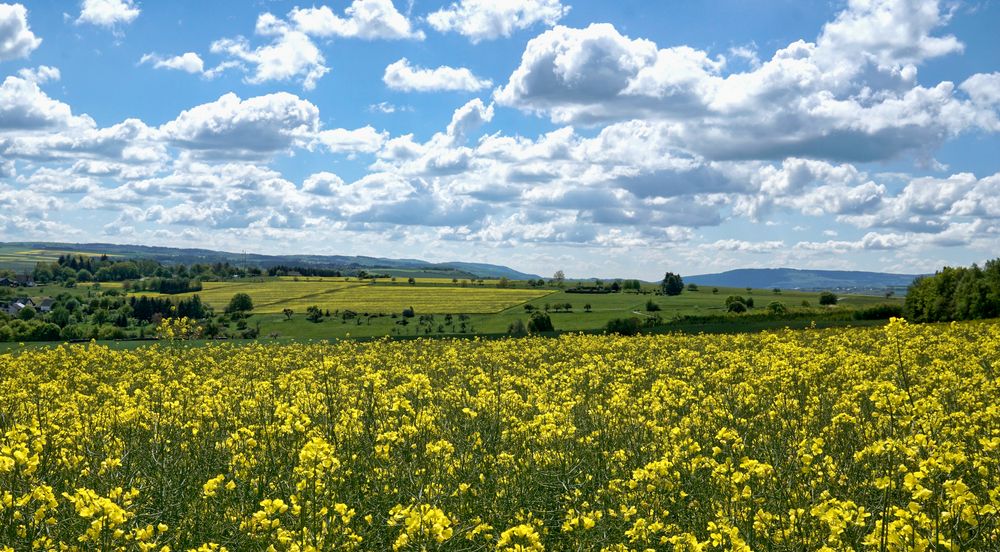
(16, 65), (59, 84)
(427, 0), (568, 43)
(383, 58), (492, 92)
(158, 92), (319, 159)
(289, 0), (424, 40)
(0, 74), (91, 131)
(961, 72), (1000, 107)
(316, 126), (387, 154)
(139, 52), (205, 74)
(495, 0), (991, 163)
(446, 99), (494, 144)
(0, 3), (40, 61)
(76, 0), (140, 28)
(212, 13), (329, 90)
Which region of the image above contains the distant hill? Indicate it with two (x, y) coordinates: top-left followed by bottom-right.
(686, 268), (922, 291)
(0, 242), (542, 281)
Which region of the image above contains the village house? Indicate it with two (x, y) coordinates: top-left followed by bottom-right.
(2, 297), (34, 316)
(35, 297), (54, 313)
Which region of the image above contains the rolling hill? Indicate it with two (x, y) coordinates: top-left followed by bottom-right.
(0, 242), (542, 280)
(686, 268), (921, 291)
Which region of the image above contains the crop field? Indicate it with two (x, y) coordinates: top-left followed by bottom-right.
(1, 319), (998, 550)
(137, 281), (553, 314)
(283, 286), (553, 314)
(135, 281), (365, 312)
(277, 276), (503, 286)
(0, 246), (119, 272)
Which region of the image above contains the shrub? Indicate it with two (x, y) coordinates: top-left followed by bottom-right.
(819, 291), (838, 306)
(852, 303), (904, 320)
(506, 319), (528, 336)
(727, 301), (748, 313)
(526, 312), (554, 333)
(645, 299), (661, 312)
(767, 301), (787, 314)
(605, 317), (642, 335)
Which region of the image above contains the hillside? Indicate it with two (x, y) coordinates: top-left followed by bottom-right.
(686, 268), (921, 291)
(0, 242), (542, 280)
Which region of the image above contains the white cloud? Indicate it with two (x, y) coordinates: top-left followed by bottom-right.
(368, 101), (411, 114)
(427, 0), (568, 43)
(289, 0), (424, 40)
(446, 98), (494, 144)
(961, 72), (1000, 107)
(212, 13), (329, 90)
(76, 0), (140, 28)
(0, 3), (41, 61)
(316, 126), (387, 154)
(815, 0), (962, 70)
(140, 52), (205, 74)
(0, 74), (91, 131)
(159, 92), (320, 159)
(16, 65), (59, 84)
(494, 0), (987, 163)
(383, 58), (492, 92)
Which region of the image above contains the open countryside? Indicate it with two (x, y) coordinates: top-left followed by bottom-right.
(2, 0), (999, 550)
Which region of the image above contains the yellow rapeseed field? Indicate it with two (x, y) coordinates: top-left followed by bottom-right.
(1, 319), (999, 550)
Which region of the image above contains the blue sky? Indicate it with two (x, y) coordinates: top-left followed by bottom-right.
(1, 0), (998, 279)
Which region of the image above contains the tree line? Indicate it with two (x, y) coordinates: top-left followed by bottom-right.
(904, 259), (1000, 322)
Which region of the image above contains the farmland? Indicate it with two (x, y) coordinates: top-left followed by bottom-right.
(0, 245), (119, 272)
(1, 319), (998, 549)
(137, 280), (555, 315)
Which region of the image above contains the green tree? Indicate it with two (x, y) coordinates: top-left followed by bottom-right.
(225, 293), (254, 315)
(306, 306), (324, 323)
(282, 308), (294, 320)
(661, 272), (684, 296)
(527, 312), (554, 333)
(17, 306), (35, 321)
(819, 291), (838, 306)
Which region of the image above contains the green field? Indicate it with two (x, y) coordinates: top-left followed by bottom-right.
(250, 285), (903, 340)
(137, 280), (554, 314)
(0, 246), (121, 272)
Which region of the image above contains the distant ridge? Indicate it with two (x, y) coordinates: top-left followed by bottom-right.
(0, 242), (542, 281)
(686, 268), (922, 291)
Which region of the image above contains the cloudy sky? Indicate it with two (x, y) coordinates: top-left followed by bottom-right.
(0, 0), (998, 278)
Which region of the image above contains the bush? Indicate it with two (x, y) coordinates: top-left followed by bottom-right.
(506, 319), (527, 336)
(645, 299), (661, 312)
(819, 291), (838, 306)
(402, 307), (415, 318)
(606, 317), (642, 336)
(727, 301), (748, 313)
(306, 306), (324, 323)
(767, 301), (787, 314)
(17, 306), (35, 321)
(526, 312), (554, 333)
(852, 303), (904, 320)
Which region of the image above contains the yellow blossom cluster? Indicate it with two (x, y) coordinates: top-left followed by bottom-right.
(0, 318), (998, 550)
